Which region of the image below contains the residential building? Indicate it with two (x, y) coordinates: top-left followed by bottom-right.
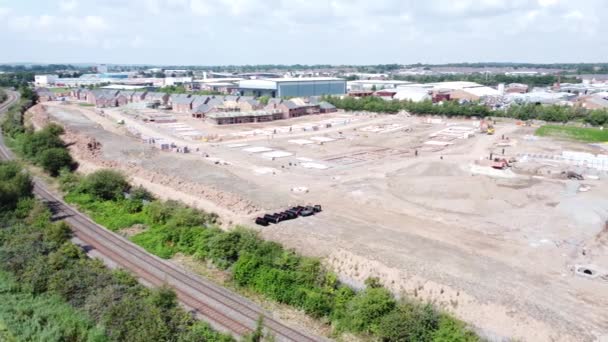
(206, 110), (284, 125)
(169, 94), (194, 113)
(577, 95), (608, 110)
(36, 88), (56, 102)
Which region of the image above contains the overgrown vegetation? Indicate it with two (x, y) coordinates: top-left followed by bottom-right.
(10, 123), (74, 176)
(0, 270), (105, 342)
(1, 87), (73, 176)
(0, 89), (7, 104)
(323, 95), (608, 125)
(60, 169), (479, 341)
(535, 125), (608, 142)
(0, 162), (234, 342)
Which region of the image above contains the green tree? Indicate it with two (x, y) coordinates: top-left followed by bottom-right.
(80, 170), (130, 200)
(258, 96), (270, 105)
(38, 147), (73, 176)
(0, 161), (33, 212)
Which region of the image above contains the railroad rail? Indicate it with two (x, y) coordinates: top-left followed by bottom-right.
(0, 90), (323, 342)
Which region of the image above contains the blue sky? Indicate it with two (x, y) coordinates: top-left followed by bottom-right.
(0, 0), (606, 65)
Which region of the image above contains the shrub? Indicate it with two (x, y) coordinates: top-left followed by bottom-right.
(377, 304), (439, 341)
(341, 286), (397, 334)
(0, 161), (33, 212)
(38, 147), (73, 176)
(80, 170), (130, 201)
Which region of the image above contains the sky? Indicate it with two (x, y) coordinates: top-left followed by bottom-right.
(0, 0), (606, 65)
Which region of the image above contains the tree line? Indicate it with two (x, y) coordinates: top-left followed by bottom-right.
(392, 74), (579, 87)
(322, 95), (608, 126)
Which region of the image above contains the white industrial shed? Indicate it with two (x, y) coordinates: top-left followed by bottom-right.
(393, 88), (432, 102)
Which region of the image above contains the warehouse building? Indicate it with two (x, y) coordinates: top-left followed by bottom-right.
(238, 77), (346, 98)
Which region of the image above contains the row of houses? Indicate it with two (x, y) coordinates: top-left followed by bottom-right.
(195, 97), (337, 125)
(36, 87), (338, 125)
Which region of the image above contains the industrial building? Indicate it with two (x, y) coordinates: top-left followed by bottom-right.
(238, 77), (346, 98)
(347, 80), (413, 91)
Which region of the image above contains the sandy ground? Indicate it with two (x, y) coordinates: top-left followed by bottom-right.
(35, 102), (608, 341)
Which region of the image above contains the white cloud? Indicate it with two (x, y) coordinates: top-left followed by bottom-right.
(0, 0), (606, 64)
(59, 0), (78, 12)
(82, 15), (108, 31)
(537, 0), (558, 7)
(190, 0), (212, 16)
(563, 9), (584, 20)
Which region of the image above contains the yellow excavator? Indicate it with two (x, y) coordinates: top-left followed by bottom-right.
(481, 119), (495, 135)
(487, 125), (495, 135)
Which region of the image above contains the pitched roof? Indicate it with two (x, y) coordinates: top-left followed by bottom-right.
(171, 94), (195, 104)
(206, 98), (224, 107)
(224, 95), (239, 102)
(242, 99), (260, 106)
(284, 100), (299, 109)
(193, 104), (213, 114)
(268, 98), (283, 106)
(319, 101), (336, 109)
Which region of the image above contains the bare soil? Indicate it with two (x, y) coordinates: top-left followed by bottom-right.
(35, 102), (608, 342)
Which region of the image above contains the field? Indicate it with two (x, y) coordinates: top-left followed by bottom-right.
(536, 124), (608, 142)
(33, 101), (608, 341)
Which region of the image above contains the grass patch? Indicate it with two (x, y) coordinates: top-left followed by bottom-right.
(64, 192), (147, 231)
(78, 103), (95, 107)
(535, 125), (608, 142)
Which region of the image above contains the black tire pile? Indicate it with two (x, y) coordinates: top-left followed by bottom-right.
(255, 205), (322, 226)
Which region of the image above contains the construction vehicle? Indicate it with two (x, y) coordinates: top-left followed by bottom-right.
(480, 119), (495, 135)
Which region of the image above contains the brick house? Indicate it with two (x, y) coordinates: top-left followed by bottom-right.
(170, 94), (194, 113)
(318, 101), (337, 113)
(239, 99), (263, 112)
(131, 91), (148, 103)
(146, 92), (170, 106)
(115, 94), (129, 106)
(36, 88), (56, 102)
(192, 104), (217, 118)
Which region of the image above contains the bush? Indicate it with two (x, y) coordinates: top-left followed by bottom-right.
(80, 170), (130, 201)
(377, 304), (439, 342)
(38, 147), (73, 176)
(432, 315), (480, 342)
(18, 127), (65, 160)
(0, 161), (33, 212)
(341, 287), (397, 334)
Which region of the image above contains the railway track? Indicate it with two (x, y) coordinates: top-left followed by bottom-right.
(0, 90), (323, 342)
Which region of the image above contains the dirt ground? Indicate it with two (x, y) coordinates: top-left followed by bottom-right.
(36, 101), (608, 341)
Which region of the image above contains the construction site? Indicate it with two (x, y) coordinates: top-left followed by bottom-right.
(28, 100), (608, 341)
